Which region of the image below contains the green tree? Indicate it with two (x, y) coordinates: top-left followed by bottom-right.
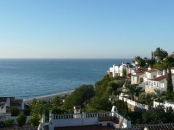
(122, 68), (127, 77)
(167, 66), (173, 93)
(30, 100), (44, 118)
(52, 96), (61, 108)
(86, 94), (112, 112)
(63, 84), (95, 110)
(17, 114), (27, 127)
(154, 47), (168, 61)
(24, 105), (31, 116)
(142, 105), (173, 124)
(3, 119), (15, 127)
(164, 107), (174, 123)
(143, 106), (159, 124)
(114, 100), (128, 116)
(105, 86), (113, 95)
(9, 106), (20, 116)
(95, 75), (112, 97)
(124, 84), (142, 100)
(153, 62), (166, 70)
(108, 81), (120, 91)
(133, 56), (145, 67)
(163, 56), (174, 68)
(139, 92), (157, 105)
(29, 116), (40, 126)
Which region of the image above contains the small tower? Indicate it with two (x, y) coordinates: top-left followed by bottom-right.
(148, 65), (152, 71)
(113, 64), (115, 77)
(6, 98), (10, 107)
(74, 105), (81, 118)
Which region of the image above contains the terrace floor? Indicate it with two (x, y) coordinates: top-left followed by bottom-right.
(54, 125), (114, 130)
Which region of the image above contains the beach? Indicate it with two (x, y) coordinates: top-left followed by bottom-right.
(23, 90), (74, 104)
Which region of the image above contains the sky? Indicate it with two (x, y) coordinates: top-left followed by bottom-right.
(0, 0), (174, 59)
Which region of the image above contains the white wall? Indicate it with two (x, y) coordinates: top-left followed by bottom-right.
(50, 111), (131, 129)
(0, 103), (6, 113)
(146, 71), (158, 79)
(145, 75), (174, 94)
(153, 101), (174, 110)
(119, 96), (149, 110)
(52, 118), (98, 127)
(83, 118), (98, 125)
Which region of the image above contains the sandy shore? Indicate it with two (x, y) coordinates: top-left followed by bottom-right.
(23, 90), (74, 104)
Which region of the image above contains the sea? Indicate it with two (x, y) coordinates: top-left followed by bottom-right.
(0, 59), (132, 99)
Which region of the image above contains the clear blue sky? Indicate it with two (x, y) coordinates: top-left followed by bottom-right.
(0, 0), (174, 59)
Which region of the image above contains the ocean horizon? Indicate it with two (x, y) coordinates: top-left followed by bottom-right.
(0, 58), (132, 99)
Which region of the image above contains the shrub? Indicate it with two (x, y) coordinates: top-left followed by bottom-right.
(29, 116), (40, 126)
(3, 119), (14, 127)
(140, 78), (143, 83)
(17, 114), (27, 127)
(9, 106), (20, 116)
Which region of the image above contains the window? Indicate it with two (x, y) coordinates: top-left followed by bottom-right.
(146, 82), (148, 85)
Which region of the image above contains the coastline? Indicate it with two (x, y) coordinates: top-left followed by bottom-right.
(23, 90), (74, 104)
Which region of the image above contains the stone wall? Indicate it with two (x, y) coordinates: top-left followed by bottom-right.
(145, 87), (156, 94)
(127, 103), (146, 112)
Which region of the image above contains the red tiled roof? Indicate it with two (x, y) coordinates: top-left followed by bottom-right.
(138, 72), (145, 75)
(0, 97), (22, 106)
(131, 124), (174, 130)
(132, 68), (147, 76)
(146, 69), (157, 73)
(0, 97), (15, 102)
(170, 53), (174, 58)
(0, 98), (7, 102)
(10, 99), (23, 106)
(151, 74), (174, 81)
(151, 74), (168, 81)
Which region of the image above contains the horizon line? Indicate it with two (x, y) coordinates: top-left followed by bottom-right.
(0, 57), (134, 60)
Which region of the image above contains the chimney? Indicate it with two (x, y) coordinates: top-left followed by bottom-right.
(163, 70), (166, 75)
(148, 66), (151, 71)
(6, 98), (10, 107)
(113, 64), (115, 77)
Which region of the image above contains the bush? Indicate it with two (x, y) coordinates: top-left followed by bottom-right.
(29, 116), (40, 126)
(9, 106), (20, 116)
(63, 84), (95, 110)
(3, 119), (14, 127)
(17, 114), (27, 127)
(140, 78), (143, 83)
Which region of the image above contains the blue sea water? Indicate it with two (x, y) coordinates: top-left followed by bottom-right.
(0, 59), (132, 99)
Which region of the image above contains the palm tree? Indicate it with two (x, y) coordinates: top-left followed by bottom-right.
(154, 47), (168, 61)
(163, 56), (174, 68)
(124, 84), (142, 100)
(167, 66), (173, 93)
(133, 56), (145, 67)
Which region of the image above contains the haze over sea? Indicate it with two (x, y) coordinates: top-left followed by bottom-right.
(0, 59), (132, 99)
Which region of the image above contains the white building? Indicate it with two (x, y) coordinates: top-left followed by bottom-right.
(108, 62), (135, 77)
(38, 106), (131, 130)
(131, 68), (147, 84)
(0, 97), (24, 119)
(171, 67), (174, 73)
(143, 69), (163, 82)
(144, 71), (174, 94)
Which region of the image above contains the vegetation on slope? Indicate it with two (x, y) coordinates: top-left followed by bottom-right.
(5, 47), (174, 127)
